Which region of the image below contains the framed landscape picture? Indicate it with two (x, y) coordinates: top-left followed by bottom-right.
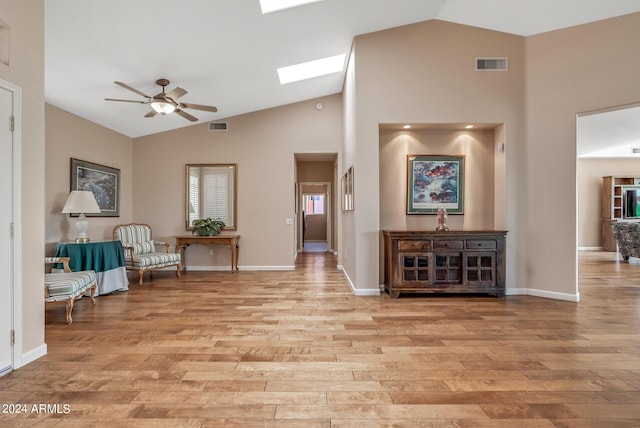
(70, 158), (120, 217)
(407, 154), (464, 214)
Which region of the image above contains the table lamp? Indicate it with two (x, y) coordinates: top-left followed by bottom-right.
(62, 191), (101, 243)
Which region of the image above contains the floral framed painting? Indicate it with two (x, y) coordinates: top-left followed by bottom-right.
(70, 158), (120, 217)
(407, 154), (464, 214)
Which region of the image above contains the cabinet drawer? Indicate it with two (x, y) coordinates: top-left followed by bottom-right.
(399, 240), (431, 250)
(466, 240), (497, 250)
(433, 240), (463, 250)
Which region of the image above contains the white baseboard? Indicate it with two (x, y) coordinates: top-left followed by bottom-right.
(507, 287), (579, 302)
(578, 246), (603, 251)
(186, 265), (295, 271)
(341, 269), (380, 296)
(21, 343), (47, 368)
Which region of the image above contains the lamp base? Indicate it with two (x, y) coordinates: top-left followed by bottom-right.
(75, 236), (90, 243)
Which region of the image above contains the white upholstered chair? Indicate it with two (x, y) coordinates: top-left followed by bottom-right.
(113, 223), (181, 285)
(45, 257), (97, 324)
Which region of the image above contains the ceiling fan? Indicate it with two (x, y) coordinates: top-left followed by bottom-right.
(105, 78), (218, 122)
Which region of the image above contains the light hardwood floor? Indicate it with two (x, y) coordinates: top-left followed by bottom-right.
(1, 251), (639, 427)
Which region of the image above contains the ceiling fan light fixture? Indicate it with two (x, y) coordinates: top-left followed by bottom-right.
(151, 100), (176, 114)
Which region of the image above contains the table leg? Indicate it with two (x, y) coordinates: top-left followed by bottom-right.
(234, 242), (240, 272)
(181, 244), (188, 272)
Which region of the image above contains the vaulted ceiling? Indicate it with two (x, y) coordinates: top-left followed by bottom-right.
(45, 1), (640, 139)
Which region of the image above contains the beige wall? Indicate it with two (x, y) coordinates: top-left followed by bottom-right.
(379, 127), (496, 231)
(525, 13), (640, 298)
(0, 0), (45, 360)
(132, 94), (342, 269)
(578, 158), (640, 248)
(45, 104), (134, 252)
(349, 20), (524, 292)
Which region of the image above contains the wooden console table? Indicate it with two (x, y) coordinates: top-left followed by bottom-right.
(383, 230), (507, 298)
(175, 235), (240, 273)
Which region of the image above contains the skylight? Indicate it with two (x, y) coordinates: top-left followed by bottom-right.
(259, 0), (325, 14)
(277, 54), (346, 85)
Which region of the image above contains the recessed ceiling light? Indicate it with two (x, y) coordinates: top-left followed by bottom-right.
(259, 0), (325, 14)
(403, 125), (411, 129)
(465, 125), (474, 129)
(277, 54), (346, 85)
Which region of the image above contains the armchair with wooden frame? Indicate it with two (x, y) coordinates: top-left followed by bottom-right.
(45, 257), (97, 324)
(113, 223), (182, 285)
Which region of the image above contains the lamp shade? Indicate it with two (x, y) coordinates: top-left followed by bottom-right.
(61, 191), (101, 214)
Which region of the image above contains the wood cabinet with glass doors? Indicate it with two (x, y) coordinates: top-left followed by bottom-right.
(383, 230), (507, 298)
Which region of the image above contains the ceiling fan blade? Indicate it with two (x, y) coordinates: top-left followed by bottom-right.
(179, 102), (218, 113)
(105, 98), (148, 104)
(174, 108), (198, 122)
(144, 110), (158, 118)
(114, 81), (151, 99)
(165, 86), (187, 100)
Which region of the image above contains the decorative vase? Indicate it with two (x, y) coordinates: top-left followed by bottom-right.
(436, 208), (449, 231)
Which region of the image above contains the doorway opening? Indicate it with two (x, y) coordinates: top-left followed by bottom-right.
(576, 102), (640, 298)
(294, 153), (338, 256)
(301, 186), (330, 252)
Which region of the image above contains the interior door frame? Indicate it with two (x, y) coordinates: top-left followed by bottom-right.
(299, 181), (332, 251)
(0, 78), (23, 373)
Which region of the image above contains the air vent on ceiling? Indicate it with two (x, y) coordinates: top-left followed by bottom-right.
(475, 57), (508, 71)
(208, 122), (228, 131)
(632, 148), (640, 154)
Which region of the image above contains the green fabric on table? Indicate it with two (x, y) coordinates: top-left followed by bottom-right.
(54, 241), (125, 273)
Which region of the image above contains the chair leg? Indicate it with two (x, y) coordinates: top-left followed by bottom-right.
(138, 270), (144, 285)
(176, 264), (181, 277)
(65, 297), (74, 324)
(88, 283), (97, 304)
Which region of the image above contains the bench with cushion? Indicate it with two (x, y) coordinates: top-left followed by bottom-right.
(45, 257), (97, 324)
(113, 223), (182, 285)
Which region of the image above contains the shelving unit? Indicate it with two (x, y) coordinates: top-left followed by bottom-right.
(602, 176), (640, 251)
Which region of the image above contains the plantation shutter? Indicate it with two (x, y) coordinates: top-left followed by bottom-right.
(188, 172), (199, 227)
(203, 171), (229, 224)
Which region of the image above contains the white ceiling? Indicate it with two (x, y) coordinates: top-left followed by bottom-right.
(578, 105), (640, 158)
(45, 0), (640, 139)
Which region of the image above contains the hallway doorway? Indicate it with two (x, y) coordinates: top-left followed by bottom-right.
(295, 153), (337, 255)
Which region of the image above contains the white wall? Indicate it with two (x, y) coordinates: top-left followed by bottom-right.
(0, 0), (46, 361)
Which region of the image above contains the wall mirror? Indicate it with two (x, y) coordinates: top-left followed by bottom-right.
(185, 164), (237, 230)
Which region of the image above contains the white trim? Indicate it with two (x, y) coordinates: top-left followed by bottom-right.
(578, 246), (602, 251)
(341, 268), (380, 296)
(186, 265), (295, 271)
(0, 79), (23, 369)
(527, 288), (580, 302)
(22, 343), (47, 366)
(506, 287), (579, 302)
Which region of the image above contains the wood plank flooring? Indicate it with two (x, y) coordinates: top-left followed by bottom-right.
(1, 251), (640, 427)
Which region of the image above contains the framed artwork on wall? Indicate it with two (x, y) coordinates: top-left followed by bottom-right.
(407, 154), (464, 214)
(70, 158), (120, 217)
(342, 166), (354, 211)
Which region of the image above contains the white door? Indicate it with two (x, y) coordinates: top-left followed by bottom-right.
(0, 86), (14, 376)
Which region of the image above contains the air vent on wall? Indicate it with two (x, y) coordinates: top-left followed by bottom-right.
(475, 57), (508, 71)
(208, 122), (228, 131)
